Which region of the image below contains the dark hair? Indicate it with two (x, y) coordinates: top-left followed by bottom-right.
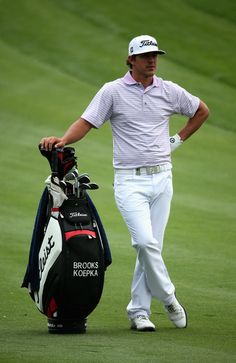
(126, 55), (136, 69)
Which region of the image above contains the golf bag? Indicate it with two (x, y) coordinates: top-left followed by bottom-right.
(22, 146), (112, 333)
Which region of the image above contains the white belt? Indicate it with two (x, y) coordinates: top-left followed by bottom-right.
(115, 164), (172, 176)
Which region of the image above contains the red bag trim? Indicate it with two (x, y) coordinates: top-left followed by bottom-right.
(65, 230), (96, 241)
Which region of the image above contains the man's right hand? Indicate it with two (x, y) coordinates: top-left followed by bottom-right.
(40, 137), (66, 151)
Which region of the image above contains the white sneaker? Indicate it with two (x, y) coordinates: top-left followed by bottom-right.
(165, 300), (187, 328)
(130, 315), (156, 331)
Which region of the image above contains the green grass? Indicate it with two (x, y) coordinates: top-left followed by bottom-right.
(0, 0), (236, 362)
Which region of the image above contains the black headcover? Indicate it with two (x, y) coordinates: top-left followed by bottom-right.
(39, 145), (77, 180)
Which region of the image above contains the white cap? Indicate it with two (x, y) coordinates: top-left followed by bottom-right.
(128, 35), (166, 56)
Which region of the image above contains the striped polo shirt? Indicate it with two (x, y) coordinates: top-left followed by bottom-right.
(81, 71), (200, 169)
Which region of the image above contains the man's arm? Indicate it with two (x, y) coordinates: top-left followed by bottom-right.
(40, 118), (93, 151)
(178, 100), (209, 141)
(170, 100), (209, 151)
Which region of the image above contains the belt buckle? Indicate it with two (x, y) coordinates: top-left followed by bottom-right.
(147, 166), (160, 175)
(136, 166), (161, 175)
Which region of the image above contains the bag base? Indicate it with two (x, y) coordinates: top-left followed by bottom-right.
(47, 317), (87, 334)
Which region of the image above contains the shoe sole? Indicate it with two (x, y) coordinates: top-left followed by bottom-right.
(182, 305), (188, 328)
(131, 325), (156, 332)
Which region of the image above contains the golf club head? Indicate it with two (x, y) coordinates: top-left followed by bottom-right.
(79, 183), (99, 190)
(79, 183), (91, 190)
(88, 183), (99, 190)
(64, 172), (77, 183)
(78, 173), (91, 184)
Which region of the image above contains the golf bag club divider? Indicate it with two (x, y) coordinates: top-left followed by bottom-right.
(22, 146), (109, 334)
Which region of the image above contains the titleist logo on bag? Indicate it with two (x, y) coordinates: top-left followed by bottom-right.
(39, 236), (55, 280)
(69, 211), (88, 218)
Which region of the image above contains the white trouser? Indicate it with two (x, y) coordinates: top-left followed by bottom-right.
(114, 167), (175, 319)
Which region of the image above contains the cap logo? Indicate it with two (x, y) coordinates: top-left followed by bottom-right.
(130, 46), (133, 54)
(140, 40), (157, 48)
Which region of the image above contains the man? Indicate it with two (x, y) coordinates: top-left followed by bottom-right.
(40, 35), (209, 331)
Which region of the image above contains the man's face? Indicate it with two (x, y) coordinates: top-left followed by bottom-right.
(129, 52), (158, 78)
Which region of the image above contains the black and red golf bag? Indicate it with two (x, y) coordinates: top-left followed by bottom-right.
(22, 146), (112, 333)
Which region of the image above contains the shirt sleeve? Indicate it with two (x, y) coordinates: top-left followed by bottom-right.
(169, 81), (200, 118)
(81, 83), (113, 128)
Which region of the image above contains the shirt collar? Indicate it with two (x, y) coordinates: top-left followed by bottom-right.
(122, 71), (159, 87)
